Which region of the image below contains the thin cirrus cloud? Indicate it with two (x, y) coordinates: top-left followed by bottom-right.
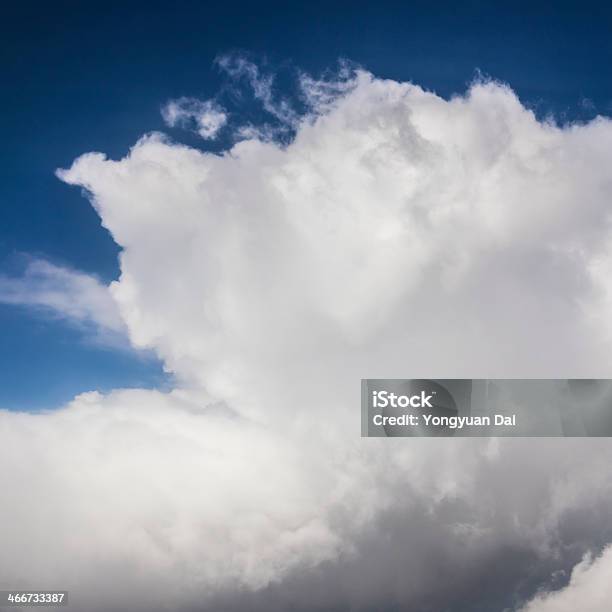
(215, 54), (299, 127)
(1, 61), (612, 611)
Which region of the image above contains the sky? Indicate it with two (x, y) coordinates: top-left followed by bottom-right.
(2, 2), (612, 612)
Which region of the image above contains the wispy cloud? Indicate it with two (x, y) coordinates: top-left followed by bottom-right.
(161, 97), (227, 139)
(0, 258), (126, 347)
(215, 54), (299, 127)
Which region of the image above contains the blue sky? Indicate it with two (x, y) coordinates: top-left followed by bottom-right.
(2, 0), (612, 409)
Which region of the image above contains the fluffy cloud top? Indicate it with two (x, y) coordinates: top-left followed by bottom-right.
(2, 65), (612, 611)
(60, 70), (612, 393)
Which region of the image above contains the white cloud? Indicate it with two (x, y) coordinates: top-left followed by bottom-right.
(59, 71), (612, 387)
(0, 387), (364, 609)
(2, 391), (612, 611)
(520, 546), (612, 612)
(2, 68), (612, 610)
(0, 258), (126, 345)
(162, 97), (227, 139)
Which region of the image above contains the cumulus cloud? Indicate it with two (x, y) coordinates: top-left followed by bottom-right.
(2, 396), (612, 611)
(161, 97), (227, 139)
(0, 258), (126, 345)
(2, 65), (612, 610)
(59, 70), (612, 385)
(0, 387), (367, 610)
